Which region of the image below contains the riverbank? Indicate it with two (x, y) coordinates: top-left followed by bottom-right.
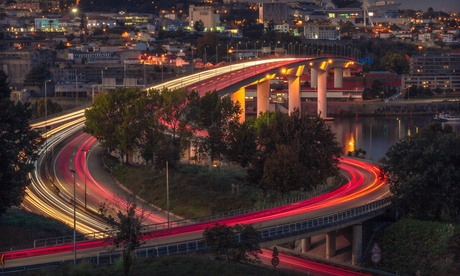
(302, 98), (460, 117)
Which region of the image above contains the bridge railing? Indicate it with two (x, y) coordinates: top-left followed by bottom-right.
(31, 185), (329, 249)
(3, 198), (391, 274)
(258, 197), (391, 242)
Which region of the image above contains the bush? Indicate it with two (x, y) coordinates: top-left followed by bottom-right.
(375, 218), (459, 275)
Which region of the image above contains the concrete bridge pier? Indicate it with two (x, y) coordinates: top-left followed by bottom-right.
(311, 68), (317, 88)
(352, 224), (363, 265)
(257, 79), (270, 116)
(317, 69), (327, 118)
(325, 230), (336, 259)
(288, 75), (300, 114)
(301, 237), (311, 253)
(334, 67), (343, 88)
(231, 87), (246, 123)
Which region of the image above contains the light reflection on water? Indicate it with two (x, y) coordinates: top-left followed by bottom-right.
(328, 115), (460, 161)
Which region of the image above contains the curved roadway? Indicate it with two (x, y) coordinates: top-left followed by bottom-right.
(4, 58), (389, 272)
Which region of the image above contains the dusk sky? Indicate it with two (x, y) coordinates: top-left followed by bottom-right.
(397, 0), (460, 12)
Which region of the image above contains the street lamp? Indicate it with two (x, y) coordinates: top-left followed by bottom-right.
(44, 79), (51, 153)
(83, 149), (88, 209)
(69, 169), (77, 265)
(166, 161), (169, 228)
(44, 80), (51, 120)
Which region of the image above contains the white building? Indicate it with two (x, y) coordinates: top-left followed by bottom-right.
(86, 17), (117, 30)
(189, 5), (218, 31)
(274, 23), (290, 33)
(304, 24), (340, 40)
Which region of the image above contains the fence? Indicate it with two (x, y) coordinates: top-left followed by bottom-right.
(32, 185), (330, 249)
(2, 197), (391, 274)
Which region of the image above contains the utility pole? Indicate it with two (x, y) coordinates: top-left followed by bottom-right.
(166, 161), (169, 228)
(69, 169), (77, 265)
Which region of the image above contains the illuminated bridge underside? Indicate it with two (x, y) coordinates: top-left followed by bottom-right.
(182, 57), (361, 119)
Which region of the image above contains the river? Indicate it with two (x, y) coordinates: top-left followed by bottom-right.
(329, 115), (460, 161)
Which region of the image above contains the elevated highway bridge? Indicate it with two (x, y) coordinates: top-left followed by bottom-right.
(2, 58), (387, 274)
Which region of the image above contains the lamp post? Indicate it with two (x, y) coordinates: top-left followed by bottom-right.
(44, 80), (51, 120)
(44, 79), (51, 152)
(69, 169), (77, 265)
(83, 149), (88, 209)
(166, 161), (169, 228)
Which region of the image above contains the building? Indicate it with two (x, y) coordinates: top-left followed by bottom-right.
(265, 23), (289, 33)
(34, 18), (62, 31)
(86, 17), (117, 30)
(0, 50), (36, 88)
(113, 14), (150, 27)
(402, 54), (460, 92)
(304, 24), (340, 40)
(189, 5), (218, 31)
(258, 3), (289, 24)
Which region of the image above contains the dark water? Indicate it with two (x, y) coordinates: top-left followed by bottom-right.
(328, 115), (460, 161)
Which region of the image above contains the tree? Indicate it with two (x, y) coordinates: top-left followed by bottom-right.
(260, 144), (303, 195)
(381, 123), (460, 220)
(194, 20), (205, 32)
(189, 91), (241, 162)
(247, 110), (342, 195)
(85, 88), (145, 164)
(226, 121), (258, 168)
(31, 98), (63, 119)
(380, 51), (408, 75)
(99, 199), (146, 275)
(203, 223), (261, 263)
(150, 88), (198, 166)
(23, 63), (51, 87)
(0, 70), (42, 215)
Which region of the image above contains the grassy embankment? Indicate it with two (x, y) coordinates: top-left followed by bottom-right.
(0, 208), (75, 250)
(374, 218), (460, 276)
(105, 154), (340, 219)
(30, 255), (292, 276)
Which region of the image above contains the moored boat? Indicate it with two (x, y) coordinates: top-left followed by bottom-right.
(433, 112), (460, 122)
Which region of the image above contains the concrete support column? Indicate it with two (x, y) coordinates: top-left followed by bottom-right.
(325, 231), (336, 259)
(311, 68), (317, 88)
(352, 224), (363, 265)
(257, 80), (270, 116)
(231, 87), (245, 123)
(301, 237), (311, 253)
(334, 67), (343, 88)
(317, 69), (327, 118)
(288, 75), (300, 114)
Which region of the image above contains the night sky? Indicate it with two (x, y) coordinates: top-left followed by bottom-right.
(397, 0), (460, 12)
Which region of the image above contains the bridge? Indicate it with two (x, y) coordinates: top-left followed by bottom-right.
(146, 57), (361, 120)
(2, 58), (387, 274)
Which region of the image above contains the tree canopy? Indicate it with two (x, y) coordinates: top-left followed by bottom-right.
(246, 110), (342, 195)
(85, 87), (197, 167)
(0, 70), (42, 215)
(23, 63), (51, 87)
(203, 223), (261, 263)
(99, 199), (146, 275)
(31, 98), (63, 119)
(381, 123), (460, 220)
(189, 91), (242, 162)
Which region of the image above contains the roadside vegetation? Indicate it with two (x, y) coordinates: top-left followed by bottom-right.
(88, 87), (342, 218)
(376, 218), (459, 275)
(0, 208), (75, 250)
(27, 255), (290, 276)
(375, 122), (460, 275)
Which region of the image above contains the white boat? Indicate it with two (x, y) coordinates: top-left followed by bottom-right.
(433, 113), (460, 121)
